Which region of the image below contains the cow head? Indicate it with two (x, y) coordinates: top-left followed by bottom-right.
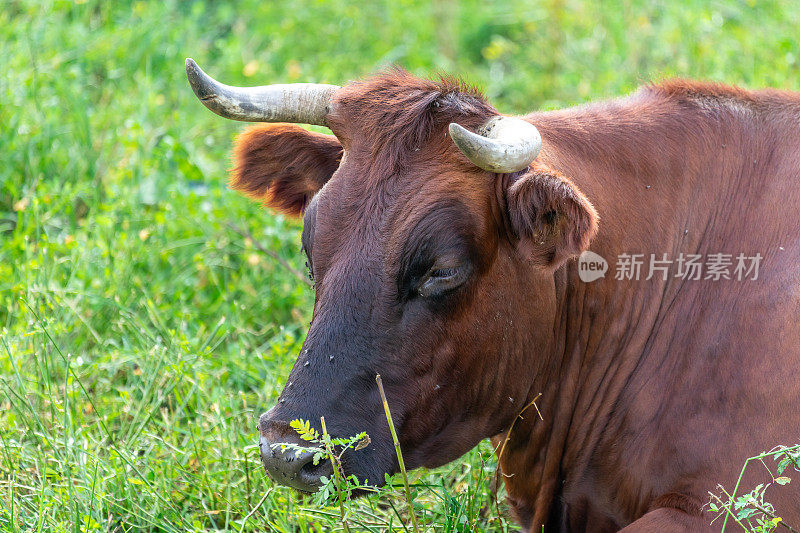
(186, 60), (598, 492)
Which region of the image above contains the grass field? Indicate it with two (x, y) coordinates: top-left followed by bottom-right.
(1, 0), (799, 531)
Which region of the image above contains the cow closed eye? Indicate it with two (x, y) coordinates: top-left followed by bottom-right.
(418, 263), (472, 298)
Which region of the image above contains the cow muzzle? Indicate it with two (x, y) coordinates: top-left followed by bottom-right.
(258, 412), (333, 493)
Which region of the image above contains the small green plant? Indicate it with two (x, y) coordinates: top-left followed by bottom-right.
(284, 418), (371, 531)
(281, 376), (425, 533)
(706, 444), (800, 532)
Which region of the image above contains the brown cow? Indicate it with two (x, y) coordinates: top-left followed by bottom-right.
(186, 59), (800, 532)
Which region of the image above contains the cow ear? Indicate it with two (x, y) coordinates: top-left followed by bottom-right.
(505, 163), (599, 268)
(231, 124), (343, 216)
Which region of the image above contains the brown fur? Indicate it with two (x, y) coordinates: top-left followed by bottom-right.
(226, 71), (800, 532)
(231, 123), (342, 215)
(329, 68), (494, 174)
(506, 162), (599, 267)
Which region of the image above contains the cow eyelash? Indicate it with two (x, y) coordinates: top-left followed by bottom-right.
(430, 267), (458, 278)
(417, 262), (472, 299)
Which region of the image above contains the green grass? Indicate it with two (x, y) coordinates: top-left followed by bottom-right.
(1, 0), (798, 531)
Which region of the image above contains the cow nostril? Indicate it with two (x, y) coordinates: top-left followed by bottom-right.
(298, 455), (334, 486)
(260, 435), (333, 493)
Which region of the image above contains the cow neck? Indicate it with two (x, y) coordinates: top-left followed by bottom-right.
(497, 93), (726, 529)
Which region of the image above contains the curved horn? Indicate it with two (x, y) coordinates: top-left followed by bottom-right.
(448, 116), (542, 173)
(185, 58), (339, 126)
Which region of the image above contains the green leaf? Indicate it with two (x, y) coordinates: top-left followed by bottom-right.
(738, 508), (756, 519)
